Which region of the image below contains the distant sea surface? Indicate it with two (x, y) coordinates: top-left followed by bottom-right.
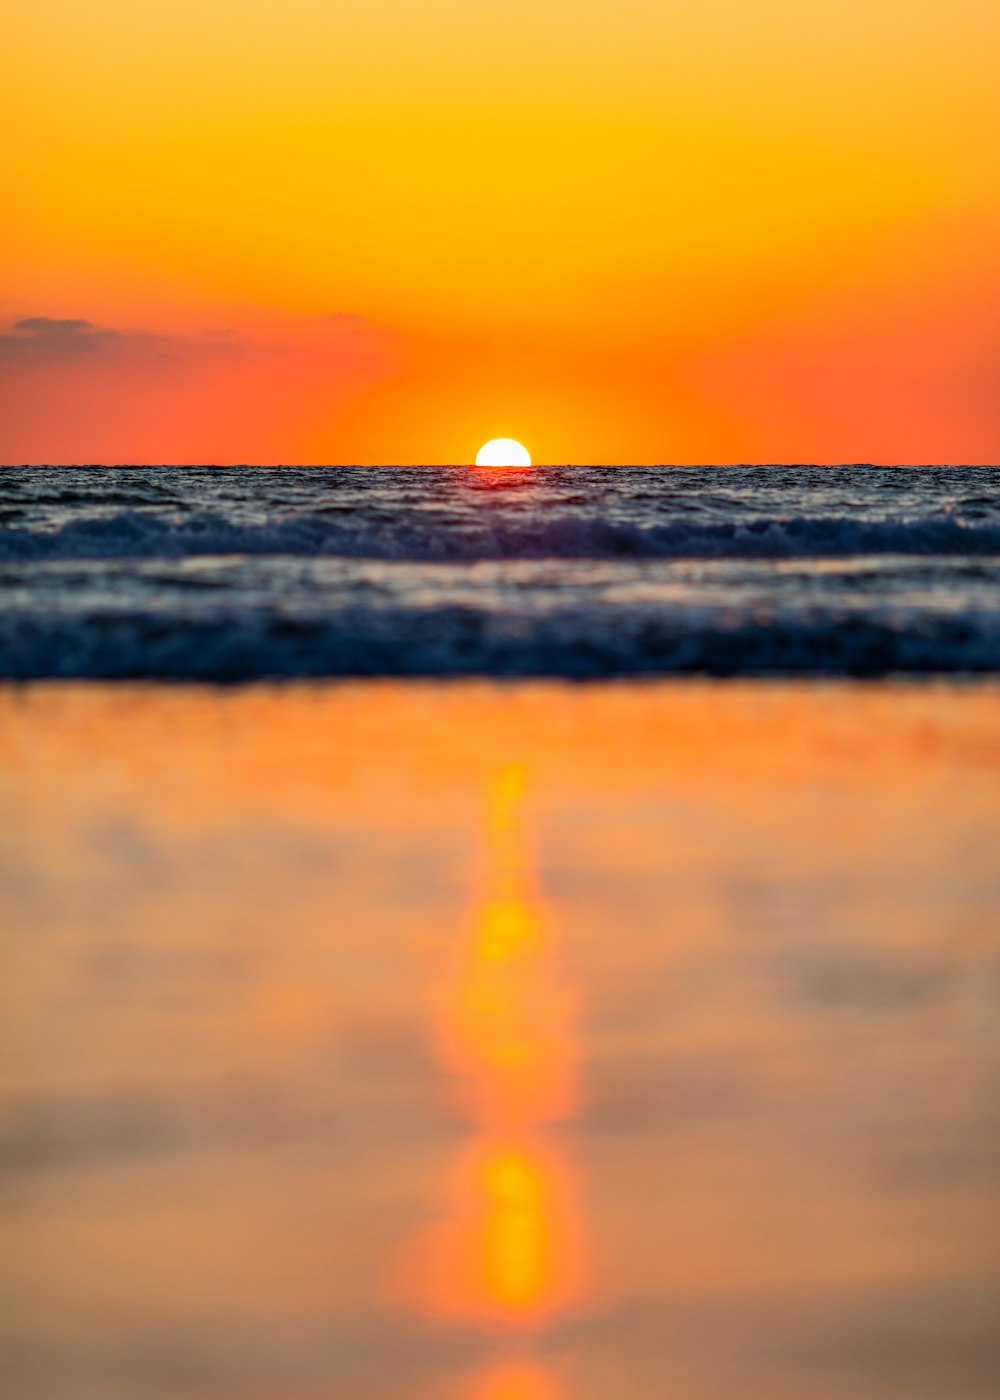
(1, 464), (998, 678)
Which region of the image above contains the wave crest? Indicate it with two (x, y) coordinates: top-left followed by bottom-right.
(2, 608), (998, 679)
(2, 509), (999, 562)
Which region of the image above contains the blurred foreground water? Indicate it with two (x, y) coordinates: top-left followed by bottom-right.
(1, 681), (999, 1400)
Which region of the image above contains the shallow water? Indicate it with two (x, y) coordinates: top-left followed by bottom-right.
(2, 465), (999, 676)
(2, 680), (999, 1399)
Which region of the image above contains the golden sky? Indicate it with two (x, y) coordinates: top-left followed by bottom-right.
(2, 0), (998, 462)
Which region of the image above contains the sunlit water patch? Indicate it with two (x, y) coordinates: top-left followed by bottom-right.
(2, 682), (999, 1400)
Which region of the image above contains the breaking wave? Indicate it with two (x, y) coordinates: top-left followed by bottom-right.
(2, 607), (998, 680)
(2, 508), (1000, 563)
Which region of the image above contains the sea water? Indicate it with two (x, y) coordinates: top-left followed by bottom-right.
(3, 465), (1000, 1399)
(1, 464), (998, 677)
(2, 682), (999, 1400)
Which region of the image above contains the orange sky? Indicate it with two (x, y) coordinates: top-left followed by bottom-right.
(2, 0), (998, 462)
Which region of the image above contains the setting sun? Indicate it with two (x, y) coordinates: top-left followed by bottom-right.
(476, 440), (532, 468)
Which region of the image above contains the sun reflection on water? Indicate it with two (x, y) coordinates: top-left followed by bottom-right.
(414, 762), (582, 1394)
(472, 1361), (562, 1400)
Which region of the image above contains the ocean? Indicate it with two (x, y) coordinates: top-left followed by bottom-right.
(3, 465), (1000, 1400)
(2, 463), (999, 678)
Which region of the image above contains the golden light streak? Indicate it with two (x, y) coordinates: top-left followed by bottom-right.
(406, 762), (583, 1381)
(473, 1361), (562, 1400)
(437, 765), (577, 1133)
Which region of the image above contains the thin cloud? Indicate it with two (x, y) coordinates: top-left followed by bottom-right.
(0, 317), (121, 359)
(15, 317), (98, 333)
(0, 312), (399, 366)
(0, 315), (249, 366)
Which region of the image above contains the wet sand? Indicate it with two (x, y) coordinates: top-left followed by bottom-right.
(2, 681), (999, 1400)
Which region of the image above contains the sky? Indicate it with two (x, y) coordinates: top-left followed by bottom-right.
(2, 0), (998, 463)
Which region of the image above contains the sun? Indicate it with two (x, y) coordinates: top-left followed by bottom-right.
(475, 438), (531, 467)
